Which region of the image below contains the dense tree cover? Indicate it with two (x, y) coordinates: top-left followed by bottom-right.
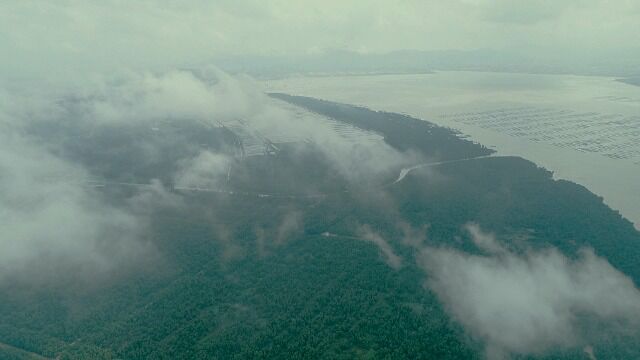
(1, 98), (639, 359)
(34, 118), (239, 185)
(0, 342), (50, 360)
(269, 93), (494, 161)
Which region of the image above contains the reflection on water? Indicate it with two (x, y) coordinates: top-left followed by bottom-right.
(265, 71), (640, 228)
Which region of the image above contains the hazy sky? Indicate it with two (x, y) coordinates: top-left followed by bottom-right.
(1, 0), (639, 79)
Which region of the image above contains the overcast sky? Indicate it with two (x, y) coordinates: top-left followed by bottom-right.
(1, 0), (639, 80)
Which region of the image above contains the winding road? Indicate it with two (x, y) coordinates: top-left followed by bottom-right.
(391, 155), (494, 185)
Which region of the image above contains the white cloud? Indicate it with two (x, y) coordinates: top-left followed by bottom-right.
(358, 225), (403, 270)
(0, 65), (415, 284)
(418, 224), (640, 359)
(465, 223), (508, 255)
(67, 68), (262, 125)
(276, 211), (303, 246)
(0, 129), (152, 284)
(174, 150), (233, 189)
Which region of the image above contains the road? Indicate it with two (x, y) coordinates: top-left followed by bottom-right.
(48, 155), (496, 200)
(390, 155), (495, 185)
(0, 341), (52, 360)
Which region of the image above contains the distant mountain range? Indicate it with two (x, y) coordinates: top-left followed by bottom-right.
(213, 48), (640, 78)
(619, 76), (640, 87)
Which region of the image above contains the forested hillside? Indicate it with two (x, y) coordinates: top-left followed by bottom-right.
(2, 97), (639, 360)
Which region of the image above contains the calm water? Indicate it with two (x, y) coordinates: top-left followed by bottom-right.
(265, 71), (640, 228)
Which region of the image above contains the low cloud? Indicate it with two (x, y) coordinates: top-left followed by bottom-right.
(276, 210), (303, 246)
(358, 225), (403, 270)
(174, 150), (233, 189)
(0, 130), (153, 285)
(0, 66), (414, 286)
(45, 68), (408, 184)
(418, 224), (640, 359)
(244, 97), (412, 182)
(254, 210), (303, 258)
(126, 179), (184, 214)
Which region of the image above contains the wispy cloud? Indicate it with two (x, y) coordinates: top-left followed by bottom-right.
(0, 66), (413, 285)
(417, 224), (640, 359)
(358, 225), (403, 270)
(0, 129), (153, 285)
